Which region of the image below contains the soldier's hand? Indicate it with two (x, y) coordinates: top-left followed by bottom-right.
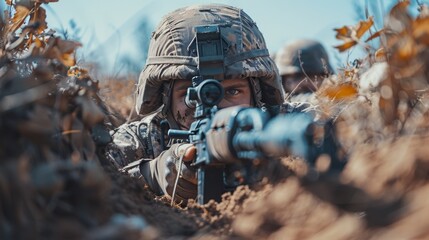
(166, 143), (197, 181)
(140, 143), (197, 204)
(163, 143), (197, 202)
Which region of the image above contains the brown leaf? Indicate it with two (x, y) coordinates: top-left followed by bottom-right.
(15, 0), (33, 8)
(29, 6), (47, 34)
(390, 0), (411, 15)
(356, 16), (374, 39)
(395, 34), (417, 61)
(365, 29), (384, 42)
(34, 36), (44, 47)
(43, 38), (81, 67)
(343, 69), (356, 78)
(412, 17), (429, 46)
(7, 5), (30, 34)
(334, 41), (357, 52)
(68, 66), (89, 79)
(56, 39), (82, 66)
(334, 16), (374, 53)
(320, 83), (358, 100)
(45, 47), (76, 66)
(334, 26), (352, 40)
(56, 38), (82, 53)
(60, 52), (76, 67)
(375, 47), (387, 61)
(20, 37), (45, 57)
(387, 0), (412, 32)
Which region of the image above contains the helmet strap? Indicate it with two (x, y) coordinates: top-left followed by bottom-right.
(161, 81), (180, 130)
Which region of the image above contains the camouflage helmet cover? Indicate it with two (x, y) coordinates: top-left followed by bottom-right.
(275, 39), (333, 76)
(136, 4), (284, 116)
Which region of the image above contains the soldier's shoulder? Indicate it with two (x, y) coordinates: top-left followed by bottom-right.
(111, 111), (161, 135)
(106, 111), (164, 168)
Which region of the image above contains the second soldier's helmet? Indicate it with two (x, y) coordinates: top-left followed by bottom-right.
(275, 39), (333, 76)
(135, 4), (284, 116)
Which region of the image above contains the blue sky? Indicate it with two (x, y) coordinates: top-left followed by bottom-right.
(45, 1), (357, 56)
(45, 1), (355, 50)
(12, 0), (425, 75)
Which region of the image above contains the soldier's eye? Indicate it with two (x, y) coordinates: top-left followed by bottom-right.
(225, 89), (240, 96)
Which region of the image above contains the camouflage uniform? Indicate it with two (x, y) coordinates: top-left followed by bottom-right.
(105, 4), (285, 201)
(106, 111), (166, 169)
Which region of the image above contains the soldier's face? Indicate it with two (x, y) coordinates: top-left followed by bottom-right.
(171, 78), (253, 129)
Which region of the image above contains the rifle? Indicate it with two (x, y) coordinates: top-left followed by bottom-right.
(168, 25), (341, 204)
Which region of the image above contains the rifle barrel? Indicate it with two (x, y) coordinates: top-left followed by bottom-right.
(232, 113), (315, 161)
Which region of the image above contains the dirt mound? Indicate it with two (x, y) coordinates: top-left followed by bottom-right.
(226, 135), (429, 240)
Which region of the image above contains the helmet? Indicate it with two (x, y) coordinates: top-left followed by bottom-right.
(135, 4), (284, 116)
(275, 39), (333, 76)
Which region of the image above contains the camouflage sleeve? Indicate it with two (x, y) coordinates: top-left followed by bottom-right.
(105, 120), (155, 169)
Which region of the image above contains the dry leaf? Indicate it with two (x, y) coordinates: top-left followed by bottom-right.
(15, 0), (33, 8)
(412, 17), (429, 46)
(320, 84), (358, 100)
(29, 6), (47, 34)
(365, 29), (384, 43)
(56, 39), (81, 66)
(387, 0), (412, 32)
(56, 38), (82, 54)
(334, 16), (374, 52)
(43, 38), (82, 67)
(7, 5), (30, 34)
(390, 0), (411, 16)
(34, 37), (44, 47)
(334, 41), (357, 52)
(334, 26), (352, 40)
(395, 34), (417, 61)
(343, 68), (357, 78)
(60, 52), (76, 67)
(356, 16), (374, 39)
(375, 47), (387, 61)
(68, 66), (89, 79)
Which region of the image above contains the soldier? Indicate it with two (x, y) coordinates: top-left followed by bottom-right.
(275, 39), (334, 97)
(105, 4), (285, 204)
